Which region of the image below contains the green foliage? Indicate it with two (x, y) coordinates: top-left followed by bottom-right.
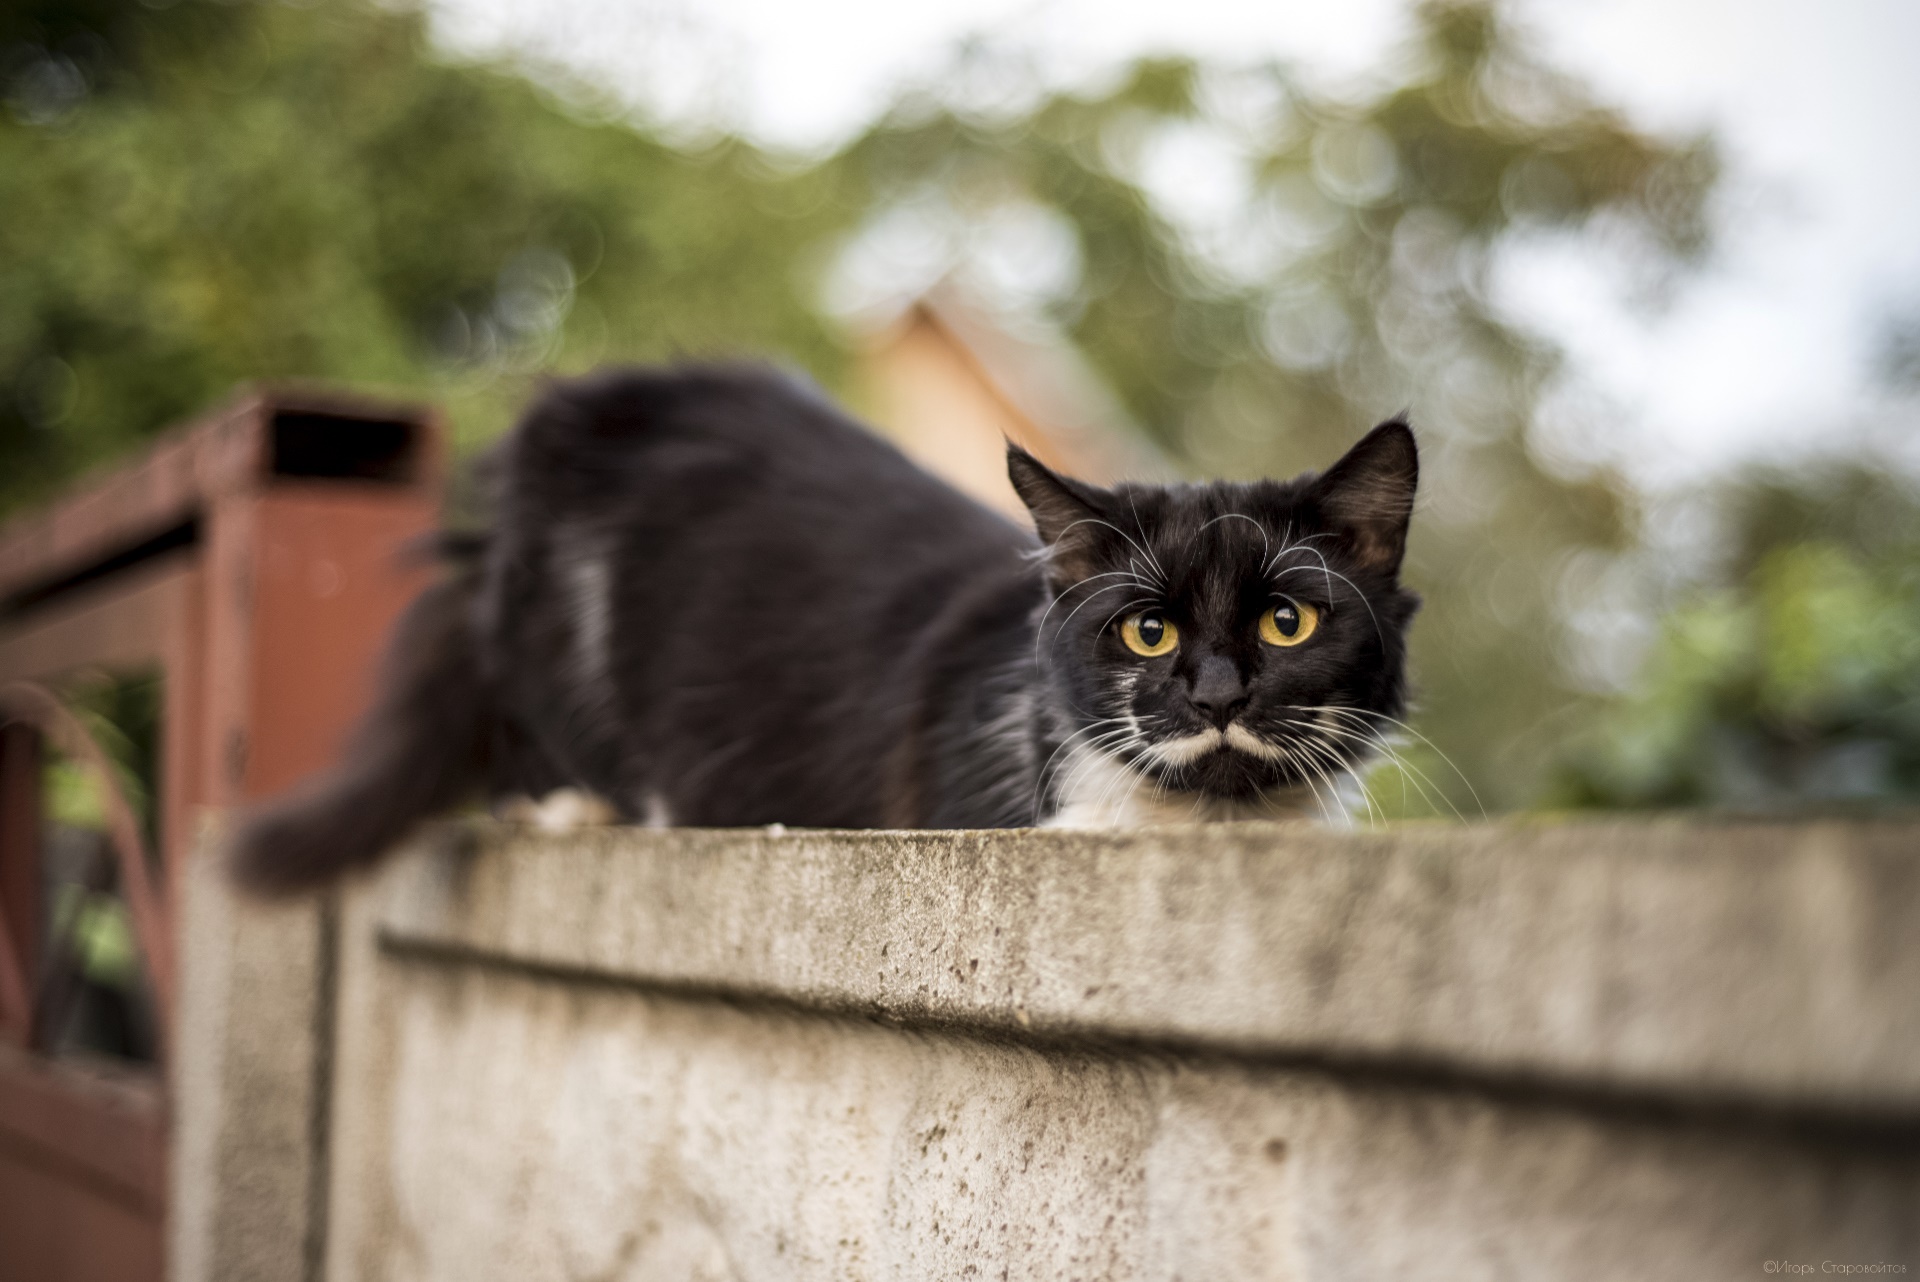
(51, 882), (138, 988)
(1549, 466), (1920, 810)
(0, 0), (850, 509)
(41, 667), (160, 838)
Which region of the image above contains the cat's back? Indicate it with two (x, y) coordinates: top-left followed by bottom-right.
(481, 364), (1043, 826)
(500, 365), (1015, 553)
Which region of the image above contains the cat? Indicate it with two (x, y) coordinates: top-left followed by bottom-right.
(229, 363), (1419, 894)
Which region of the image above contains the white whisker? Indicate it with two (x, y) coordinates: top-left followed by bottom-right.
(1294, 704), (1482, 821)
(1051, 515), (1169, 591)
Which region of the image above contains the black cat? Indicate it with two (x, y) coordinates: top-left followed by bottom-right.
(230, 364), (1419, 894)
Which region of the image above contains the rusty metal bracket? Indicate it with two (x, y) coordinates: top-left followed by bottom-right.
(1, 681), (174, 1052)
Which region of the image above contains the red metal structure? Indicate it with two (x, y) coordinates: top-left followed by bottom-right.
(0, 388), (442, 1280)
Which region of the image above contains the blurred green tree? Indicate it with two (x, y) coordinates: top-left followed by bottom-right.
(0, 0), (848, 510)
(1547, 463), (1920, 809)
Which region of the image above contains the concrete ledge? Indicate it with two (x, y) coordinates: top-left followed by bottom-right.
(171, 841), (334, 1282)
(375, 817), (1920, 1117)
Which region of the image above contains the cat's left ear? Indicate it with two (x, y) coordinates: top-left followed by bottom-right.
(1308, 418), (1418, 576)
(1007, 444), (1110, 581)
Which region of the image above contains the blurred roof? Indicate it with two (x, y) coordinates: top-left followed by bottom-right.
(852, 284), (1171, 522)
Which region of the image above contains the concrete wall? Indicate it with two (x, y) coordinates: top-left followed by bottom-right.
(175, 819), (1920, 1281)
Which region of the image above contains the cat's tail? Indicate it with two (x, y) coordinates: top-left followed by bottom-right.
(226, 573), (491, 896)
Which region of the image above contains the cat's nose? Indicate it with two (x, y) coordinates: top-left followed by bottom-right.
(1188, 656), (1249, 729)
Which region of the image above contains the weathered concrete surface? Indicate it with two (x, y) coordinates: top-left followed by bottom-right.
(170, 839), (333, 1282)
(169, 819), (1920, 1281)
(374, 819), (1920, 1113)
(323, 948), (1918, 1282)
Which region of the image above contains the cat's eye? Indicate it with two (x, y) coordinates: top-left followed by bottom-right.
(1121, 611), (1179, 657)
(1259, 597), (1320, 647)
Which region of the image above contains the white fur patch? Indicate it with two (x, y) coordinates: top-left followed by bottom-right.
(510, 787), (621, 832)
(1137, 728), (1222, 769)
(1043, 742), (1326, 828)
(1224, 723), (1287, 763)
(564, 550), (613, 686)
(642, 791), (673, 829)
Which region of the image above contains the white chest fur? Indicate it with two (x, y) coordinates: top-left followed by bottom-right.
(1041, 743), (1340, 828)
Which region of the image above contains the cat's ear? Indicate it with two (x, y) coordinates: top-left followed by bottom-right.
(1007, 444), (1109, 581)
(1309, 418), (1418, 576)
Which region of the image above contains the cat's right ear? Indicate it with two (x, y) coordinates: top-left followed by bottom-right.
(1007, 444), (1108, 582)
(1307, 418), (1418, 577)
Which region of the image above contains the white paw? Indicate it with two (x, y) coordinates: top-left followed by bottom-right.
(509, 788), (622, 832)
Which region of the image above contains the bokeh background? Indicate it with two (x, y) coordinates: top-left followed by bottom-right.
(4, 0), (1918, 833)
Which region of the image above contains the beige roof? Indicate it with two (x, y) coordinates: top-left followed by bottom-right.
(852, 286), (1172, 522)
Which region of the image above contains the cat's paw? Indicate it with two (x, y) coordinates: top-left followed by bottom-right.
(498, 788), (622, 832)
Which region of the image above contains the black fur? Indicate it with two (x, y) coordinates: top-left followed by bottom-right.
(228, 364), (1420, 894)
(226, 575), (490, 895)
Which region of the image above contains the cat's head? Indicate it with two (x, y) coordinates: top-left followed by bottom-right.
(1010, 421), (1421, 804)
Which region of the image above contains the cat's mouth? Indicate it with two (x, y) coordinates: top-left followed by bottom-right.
(1137, 722), (1287, 769)
(1137, 727), (1224, 767)
(1130, 723), (1298, 799)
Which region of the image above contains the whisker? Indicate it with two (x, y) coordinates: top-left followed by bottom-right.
(1271, 553), (1385, 649)
(1036, 582), (1152, 666)
(1197, 512), (1270, 565)
(1051, 516), (1168, 591)
(1303, 705), (1484, 819)
(1277, 739), (1343, 826)
(1033, 717), (1128, 794)
(1036, 720), (1134, 795)
(1295, 705), (1479, 821)
(1277, 713), (1411, 808)
(1292, 731), (1380, 829)
(1095, 596), (1160, 637)
(1042, 723), (1145, 814)
(1261, 527), (1337, 576)
(1033, 574), (1156, 666)
(1125, 494), (1169, 586)
(1036, 570), (1155, 632)
(1288, 717), (1421, 817)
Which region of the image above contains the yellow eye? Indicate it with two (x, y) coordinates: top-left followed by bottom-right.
(1121, 611), (1179, 657)
(1258, 597), (1320, 647)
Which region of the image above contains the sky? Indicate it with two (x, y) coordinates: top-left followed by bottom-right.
(428, 0), (1920, 488)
